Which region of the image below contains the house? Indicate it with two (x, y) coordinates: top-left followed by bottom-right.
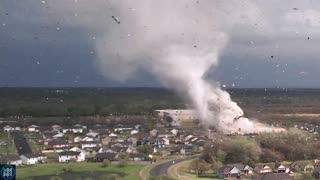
(101, 136), (114, 145)
(72, 124), (87, 134)
(127, 137), (139, 145)
(224, 163), (254, 175)
(180, 145), (194, 155)
(52, 125), (62, 132)
(137, 138), (150, 146)
(95, 152), (117, 162)
(217, 165), (241, 179)
(36, 154), (47, 162)
(74, 136), (82, 143)
(109, 141), (132, 148)
(275, 164), (290, 173)
(81, 141), (99, 149)
(108, 133), (118, 137)
(149, 138), (166, 148)
(83, 147), (103, 155)
(114, 125), (133, 133)
(162, 138), (170, 145)
(81, 136), (95, 142)
(129, 153), (146, 161)
(47, 139), (68, 148)
(69, 147), (82, 152)
(86, 131), (99, 138)
(62, 128), (70, 134)
(130, 129), (139, 135)
(290, 160), (314, 172)
(170, 129), (179, 136)
(134, 124), (141, 131)
(28, 125), (40, 133)
(255, 164), (274, 174)
(20, 154), (39, 165)
(3, 125), (14, 132)
(59, 151), (85, 162)
(0, 154), (22, 166)
(43, 131), (64, 139)
(149, 129), (158, 137)
(253, 173), (292, 180)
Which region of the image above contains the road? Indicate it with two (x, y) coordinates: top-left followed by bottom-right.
(149, 156), (196, 177)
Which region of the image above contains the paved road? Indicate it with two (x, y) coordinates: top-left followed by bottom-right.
(149, 156), (196, 177)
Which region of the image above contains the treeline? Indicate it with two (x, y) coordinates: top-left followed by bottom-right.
(0, 88), (185, 117)
(2, 87), (320, 117)
(200, 128), (320, 169)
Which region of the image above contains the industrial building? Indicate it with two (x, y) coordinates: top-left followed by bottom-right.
(154, 109), (198, 127)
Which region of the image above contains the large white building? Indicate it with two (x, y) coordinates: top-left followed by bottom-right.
(154, 109), (198, 127)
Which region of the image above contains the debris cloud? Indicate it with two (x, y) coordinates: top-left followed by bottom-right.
(94, 0), (272, 133)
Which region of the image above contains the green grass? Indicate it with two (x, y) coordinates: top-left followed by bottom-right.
(17, 162), (144, 180)
(0, 132), (16, 154)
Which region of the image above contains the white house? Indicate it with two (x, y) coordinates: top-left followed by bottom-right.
(20, 154), (39, 165)
(3, 125), (14, 132)
(170, 129), (179, 136)
(81, 141), (99, 149)
(69, 147), (82, 152)
(86, 131), (99, 138)
(130, 129), (139, 135)
(72, 124), (87, 134)
(62, 128), (70, 134)
(28, 125), (40, 133)
(108, 133), (118, 137)
(162, 138), (170, 145)
(81, 136), (94, 142)
(74, 136), (82, 143)
(52, 132), (64, 138)
(52, 125), (62, 132)
(59, 151), (85, 162)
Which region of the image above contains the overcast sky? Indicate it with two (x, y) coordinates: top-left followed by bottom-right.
(1, 0), (320, 88)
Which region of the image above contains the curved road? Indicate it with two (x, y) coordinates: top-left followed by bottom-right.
(149, 156), (196, 177)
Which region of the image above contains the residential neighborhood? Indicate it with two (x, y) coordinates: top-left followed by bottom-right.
(2, 118), (320, 180)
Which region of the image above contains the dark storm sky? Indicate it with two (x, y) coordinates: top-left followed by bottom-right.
(1, 0), (320, 88)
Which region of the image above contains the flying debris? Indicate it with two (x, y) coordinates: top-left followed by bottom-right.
(111, 16), (121, 24)
(234, 116), (243, 121)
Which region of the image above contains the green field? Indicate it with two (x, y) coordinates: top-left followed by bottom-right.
(0, 132), (16, 154)
(17, 162), (144, 180)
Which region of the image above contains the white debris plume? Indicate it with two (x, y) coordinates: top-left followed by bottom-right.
(93, 0), (273, 133)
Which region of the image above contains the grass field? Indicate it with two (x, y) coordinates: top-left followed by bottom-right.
(0, 132), (16, 154)
(168, 159), (220, 180)
(16, 162), (144, 180)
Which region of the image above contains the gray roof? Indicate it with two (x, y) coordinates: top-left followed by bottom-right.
(226, 163), (245, 170)
(253, 173), (292, 180)
(59, 151), (81, 156)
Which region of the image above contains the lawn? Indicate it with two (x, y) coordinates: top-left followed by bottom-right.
(17, 162), (144, 180)
(0, 132), (16, 154)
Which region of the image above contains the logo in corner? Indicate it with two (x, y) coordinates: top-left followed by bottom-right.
(0, 165), (16, 180)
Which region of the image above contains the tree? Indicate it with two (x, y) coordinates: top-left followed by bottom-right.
(137, 145), (153, 155)
(101, 159), (110, 167)
(189, 159), (210, 176)
(224, 137), (261, 164)
(118, 152), (128, 167)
